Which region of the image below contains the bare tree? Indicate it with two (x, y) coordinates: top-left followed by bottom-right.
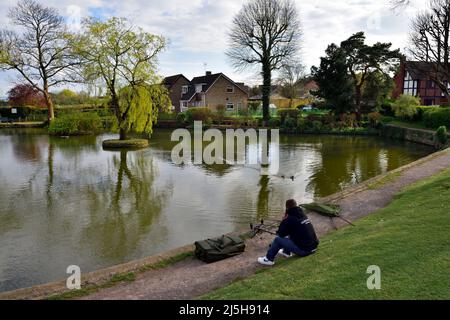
(277, 61), (304, 107)
(227, 0), (301, 121)
(0, 0), (80, 122)
(389, 0), (412, 9)
(409, 0), (450, 99)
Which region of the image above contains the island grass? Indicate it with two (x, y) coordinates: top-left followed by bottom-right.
(203, 168), (450, 300)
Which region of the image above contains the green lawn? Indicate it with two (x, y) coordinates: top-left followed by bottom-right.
(203, 168), (450, 300)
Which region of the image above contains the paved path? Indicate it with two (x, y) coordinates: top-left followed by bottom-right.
(83, 149), (450, 300)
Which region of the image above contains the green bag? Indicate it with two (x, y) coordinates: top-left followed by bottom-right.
(194, 235), (246, 263)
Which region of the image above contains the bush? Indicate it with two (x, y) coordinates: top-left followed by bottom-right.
(278, 109), (301, 124)
(184, 107), (213, 124)
(415, 106), (439, 122)
(423, 108), (450, 129)
(48, 112), (103, 136)
(176, 113), (186, 126)
(215, 105), (227, 124)
(282, 115), (296, 130)
(436, 126), (448, 145)
(391, 95), (420, 119)
(368, 112), (382, 128)
(268, 117), (281, 128)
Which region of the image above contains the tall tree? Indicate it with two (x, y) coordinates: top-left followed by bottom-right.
(311, 44), (355, 114)
(340, 32), (400, 116)
(0, 0), (80, 122)
(228, 0), (301, 121)
(277, 61), (304, 107)
(409, 0), (450, 99)
(75, 18), (169, 141)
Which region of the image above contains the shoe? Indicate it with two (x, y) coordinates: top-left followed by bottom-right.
(278, 249), (293, 258)
(257, 257), (275, 266)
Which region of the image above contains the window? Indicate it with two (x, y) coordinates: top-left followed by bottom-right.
(427, 80), (435, 89)
(182, 86), (188, 94)
(227, 85), (234, 93)
(403, 72), (418, 96)
(195, 84), (203, 93)
(237, 102), (243, 110)
(226, 102), (234, 110)
(180, 101), (188, 112)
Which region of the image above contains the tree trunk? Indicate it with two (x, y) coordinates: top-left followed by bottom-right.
(119, 128), (127, 141)
(44, 91), (55, 123)
(262, 62), (272, 122)
(354, 85), (362, 120)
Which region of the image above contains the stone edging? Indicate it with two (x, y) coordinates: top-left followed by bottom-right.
(1, 147), (449, 300)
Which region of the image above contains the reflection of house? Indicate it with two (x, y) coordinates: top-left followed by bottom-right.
(163, 72), (249, 113)
(393, 60), (449, 106)
(163, 74), (191, 113)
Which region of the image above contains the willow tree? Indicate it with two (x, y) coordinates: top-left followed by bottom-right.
(75, 17), (169, 141)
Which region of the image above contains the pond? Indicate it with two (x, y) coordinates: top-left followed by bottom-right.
(0, 128), (433, 292)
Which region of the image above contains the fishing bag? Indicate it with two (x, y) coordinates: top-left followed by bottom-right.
(194, 235), (246, 263)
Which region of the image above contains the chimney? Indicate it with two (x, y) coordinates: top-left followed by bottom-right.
(206, 71), (212, 76)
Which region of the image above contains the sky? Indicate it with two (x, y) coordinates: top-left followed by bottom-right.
(0, 0), (423, 97)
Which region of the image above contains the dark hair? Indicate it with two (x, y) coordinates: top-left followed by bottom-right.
(286, 199), (298, 210)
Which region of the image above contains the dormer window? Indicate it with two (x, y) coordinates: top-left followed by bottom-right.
(182, 86), (188, 94)
(227, 85), (234, 93)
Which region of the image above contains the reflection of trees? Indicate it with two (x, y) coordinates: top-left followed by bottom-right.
(256, 175), (270, 220)
(79, 150), (171, 262)
(306, 137), (385, 198)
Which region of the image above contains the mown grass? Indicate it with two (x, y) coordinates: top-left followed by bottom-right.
(203, 168), (450, 300)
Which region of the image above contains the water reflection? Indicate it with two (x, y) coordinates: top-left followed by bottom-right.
(0, 129), (433, 292)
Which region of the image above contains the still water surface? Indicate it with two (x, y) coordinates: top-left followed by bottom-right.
(0, 129), (433, 292)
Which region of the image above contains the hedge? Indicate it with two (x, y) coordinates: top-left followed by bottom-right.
(278, 109), (301, 124)
(48, 112), (103, 136)
(423, 108), (450, 129)
(184, 107), (213, 124)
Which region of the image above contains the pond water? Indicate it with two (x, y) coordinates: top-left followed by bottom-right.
(0, 129), (433, 292)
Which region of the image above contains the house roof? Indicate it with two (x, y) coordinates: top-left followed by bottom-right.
(163, 74), (189, 89)
(181, 73), (248, 102)
(404, 61), (440, 79)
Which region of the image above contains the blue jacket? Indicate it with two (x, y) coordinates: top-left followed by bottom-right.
(277, 207), (319, 251)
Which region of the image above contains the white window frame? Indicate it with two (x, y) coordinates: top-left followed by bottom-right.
(227, 85), (234, 93)
(226, 102), (234, 110)
(180, 101), (188, 112)
(182, 86), (188, 94)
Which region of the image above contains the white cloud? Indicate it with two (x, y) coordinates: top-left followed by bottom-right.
(0, 0), (422, 95)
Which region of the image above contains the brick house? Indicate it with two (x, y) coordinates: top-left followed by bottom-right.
(163, 74), (191, 113)
(393, 60), (450, 106)
(164, 72), (248, 113)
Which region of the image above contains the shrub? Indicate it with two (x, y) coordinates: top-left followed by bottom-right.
(391, 95), (420, 119)
(278, 109), (301, 124)
(339, 113), (357, 128)
(312, 120), (323, 132)
(368, 112), (382, 128)
(184, 107), (213, 124)
(436, 126), (448, 145)
(176, 112), (186, 126)
(268, 117), (281, 128)
(415, 106), (439, 122)
(423, 108), (450, 129)
(215, 105), (226, 124)
(48, 112), (102, 136)
(282, 115), (297, 130)
(297, 118), (306, 132)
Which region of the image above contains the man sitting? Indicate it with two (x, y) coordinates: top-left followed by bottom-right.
(258, 199), (319, 266)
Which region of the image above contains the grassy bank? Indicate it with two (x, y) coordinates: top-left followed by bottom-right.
(203, 167), (450, 300)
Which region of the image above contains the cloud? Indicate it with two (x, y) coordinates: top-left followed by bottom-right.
(0, 0), (421, 95)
